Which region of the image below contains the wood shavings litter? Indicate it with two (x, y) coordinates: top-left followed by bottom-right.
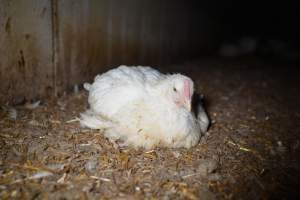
(24, 100), (40, 110)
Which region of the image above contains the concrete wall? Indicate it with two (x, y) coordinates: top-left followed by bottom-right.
(0, 0), (214, 102)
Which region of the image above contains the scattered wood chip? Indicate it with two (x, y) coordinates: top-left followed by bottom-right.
(50, 119), (61, 124)
(226, 140), (252, 152)
(66, 117), (80, 123)
(90, 176), (111, 182)
(25, 100), (40, 109)
(28, 171), (53, 180)
(57, 173), (68, 184)
(8, 108), (17, 120)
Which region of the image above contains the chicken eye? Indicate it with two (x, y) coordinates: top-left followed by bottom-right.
(173, 87), (177, 92)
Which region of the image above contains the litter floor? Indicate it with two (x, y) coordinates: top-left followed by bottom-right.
(1, 58), (299, 199)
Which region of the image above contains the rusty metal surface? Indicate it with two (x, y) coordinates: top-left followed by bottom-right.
(0, 0), (53, 102)
(0, 0), (213, 101)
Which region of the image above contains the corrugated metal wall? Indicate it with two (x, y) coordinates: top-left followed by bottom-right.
(0, 0), (213, 102)
(0, 0), (53, 102)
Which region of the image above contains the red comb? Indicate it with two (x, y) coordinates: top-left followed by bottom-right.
(184, 79), (191, 100)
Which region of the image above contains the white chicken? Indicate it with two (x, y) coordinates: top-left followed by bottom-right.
(80, 65), (209, 149)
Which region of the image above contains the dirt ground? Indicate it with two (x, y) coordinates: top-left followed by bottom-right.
(1, 58), (300, 199)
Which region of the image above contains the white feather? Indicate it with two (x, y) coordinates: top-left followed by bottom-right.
(84, 83), (91, 91)
(80, 65), (209, 149)
(197, 104), (210, 133)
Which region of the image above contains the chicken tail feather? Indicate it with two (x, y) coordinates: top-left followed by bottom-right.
(80, 110), (112, 129)
(83, 83), (91, 91)
(197, 103), (210, 133)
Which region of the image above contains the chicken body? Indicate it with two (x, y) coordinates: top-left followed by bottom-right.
(80, 65), (209, 149)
